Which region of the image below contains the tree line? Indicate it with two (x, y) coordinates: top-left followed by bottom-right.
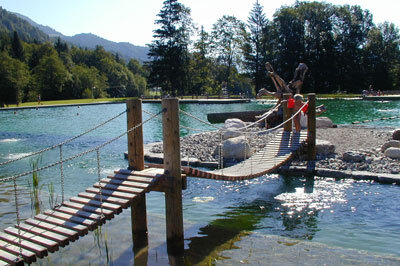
(1, 0), (400, 106)
(148, 0), (400, 96)
(0, 32), (147, 106)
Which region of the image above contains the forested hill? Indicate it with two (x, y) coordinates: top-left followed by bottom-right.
(14, 12), (150, 62)
(0, 7), (49, 42)
(0, 7), (149, 62)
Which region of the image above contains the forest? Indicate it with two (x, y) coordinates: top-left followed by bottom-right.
(1, 1), (400, 105)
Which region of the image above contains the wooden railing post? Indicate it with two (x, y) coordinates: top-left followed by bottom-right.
(126, 99), (148, 252)
(162, 98), (184, 255)
(283, 93), (293, 131)
(307, 93), (316, 162)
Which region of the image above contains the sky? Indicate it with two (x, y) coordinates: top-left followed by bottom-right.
(1, 0), (400, 47)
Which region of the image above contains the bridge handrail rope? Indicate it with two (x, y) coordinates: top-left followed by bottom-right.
(178, 101), (309, 136)
(0, 110), (163, 184)
(179, 102), (282, 133)
(0, 110), (127, 167)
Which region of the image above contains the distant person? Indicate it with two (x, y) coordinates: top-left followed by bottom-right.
(37, 94), (41, 105)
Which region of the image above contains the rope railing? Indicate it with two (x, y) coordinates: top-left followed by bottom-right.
(0, 110), (163, 184)
(0, 110), (127, 167)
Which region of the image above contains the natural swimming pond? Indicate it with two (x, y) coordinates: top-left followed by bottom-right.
(0, 99), (399, 265)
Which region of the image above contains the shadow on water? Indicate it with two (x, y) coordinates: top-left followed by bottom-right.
(112, 175), (320, 265)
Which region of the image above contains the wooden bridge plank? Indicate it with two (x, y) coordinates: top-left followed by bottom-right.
(93, 182), (145, 194)
(15, 223), (69, 247)
(85, 187), (139, 201)
(70, 196), (122, 213)
(115, 169), (164, 178)
(43, 210), (98, 231)
(0, 232), (48, 258)
(0, 239), (36, 264)
(53, 206), (105, 223)
(4, 227), (59, 253)
(101, 178), (151, 189)
(77, 192), (130, 209)
(0, 248), (24, 265)
(34, 214), (88, 236)
(109, 173), (155, 184)
(62, 201), (114, 220)
(24, 219), (78, 241)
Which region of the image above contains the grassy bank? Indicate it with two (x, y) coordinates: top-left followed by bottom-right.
(1, 93), (362, 109)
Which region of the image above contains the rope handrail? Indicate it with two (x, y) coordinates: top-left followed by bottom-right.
(0, 110), (163, 184)
(178, 101), (308, 136)
(0, 110), (127, 167)
(178, 103), (281, 133)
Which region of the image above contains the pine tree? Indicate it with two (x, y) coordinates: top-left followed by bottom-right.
(11, 31), (24, 60)
(243, 0), (269, 93)
(147, 0), (193, 96)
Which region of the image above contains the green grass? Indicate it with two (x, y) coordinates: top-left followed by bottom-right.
(3, 97), (137, 108)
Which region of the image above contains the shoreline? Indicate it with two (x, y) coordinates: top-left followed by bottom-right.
(136, 125), (400, 184)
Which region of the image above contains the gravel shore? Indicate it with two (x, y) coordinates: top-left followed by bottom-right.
(150, 125), (399, 175)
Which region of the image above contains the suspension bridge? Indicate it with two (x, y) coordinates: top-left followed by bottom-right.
(0, 94), (316, 265)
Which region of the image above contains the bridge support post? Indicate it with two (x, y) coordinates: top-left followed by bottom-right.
(126, 99), (148, 253)
(283, 93), (293, 131)
(162, 98), (184, 256)
(307, 93), (316, 163)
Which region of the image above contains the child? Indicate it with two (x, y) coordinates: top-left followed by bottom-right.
(293, 94), (306, 132)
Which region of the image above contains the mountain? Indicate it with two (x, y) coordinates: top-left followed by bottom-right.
(1, 7), (149, 62)
(0, 7), (49, 42)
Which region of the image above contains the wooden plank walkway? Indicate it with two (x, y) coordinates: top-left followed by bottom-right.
(0, 168), (165, 265)
(182, 130), (308, 181)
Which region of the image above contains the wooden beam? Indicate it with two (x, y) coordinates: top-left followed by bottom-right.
(307, 93), (316, 162)
(126, 99), (148, 253)
(162, 98), (184, 255)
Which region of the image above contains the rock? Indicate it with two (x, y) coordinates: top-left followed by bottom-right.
(316, 117), (334, 128)
(384, 147), (400, 159)
(393, 129), (400, 140)
(213, 136), (253, 160)
(342, 151), (365, 162)
(381, 140), (400, 152)
(221, 118), (246, 140)
(316, 139), (335, 156)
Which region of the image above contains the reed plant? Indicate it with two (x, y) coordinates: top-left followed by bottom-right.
(29, 155), (43, 215)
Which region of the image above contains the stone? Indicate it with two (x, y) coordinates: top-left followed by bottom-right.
(221, 118), (246, 140)
(213, 136), (253, 160)
(342, 151), (365, 162)
(381, 140), (400, 152)
(316, 117), (334, 128)
(316, 139), (335, 156)
(384, 147), (400, 159)
(393, 129), (400, 140)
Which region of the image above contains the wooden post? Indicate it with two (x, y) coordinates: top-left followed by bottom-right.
(307, 93), (316, 162)
(126, 99), (148, 251)
(283, 93), (292, 131)
(162, 98), (184, 255)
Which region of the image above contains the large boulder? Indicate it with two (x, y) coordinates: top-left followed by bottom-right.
(213, 136), (253, 160)
(393, 129), (400, 140)
(316, 139), (335, 156)
(316, 117), (334, 128)
(221, 118), (246, 140)
(381, 140), (400, 152)
(342, 151), (365, 162)
(384, 147), (400, 159)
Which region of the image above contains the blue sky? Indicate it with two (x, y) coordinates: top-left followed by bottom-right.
(1, 0), (399, 46)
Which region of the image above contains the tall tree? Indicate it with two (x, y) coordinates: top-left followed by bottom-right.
(211, 15), (246, 91)
(147, 0), (193, 96)
(242, 0), (269, 94)
(11, 31), (24, 60)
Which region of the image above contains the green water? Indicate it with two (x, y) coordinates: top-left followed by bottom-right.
(0, 99), (399, 265)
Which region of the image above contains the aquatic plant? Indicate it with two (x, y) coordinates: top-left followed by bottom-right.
(28, 155), (43, 215)
(47, 182), (57, 209)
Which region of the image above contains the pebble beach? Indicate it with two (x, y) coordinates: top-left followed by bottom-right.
(150, 125), (400, 175)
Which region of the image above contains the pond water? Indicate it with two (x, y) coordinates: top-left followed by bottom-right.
(0, 99), (399, 265)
